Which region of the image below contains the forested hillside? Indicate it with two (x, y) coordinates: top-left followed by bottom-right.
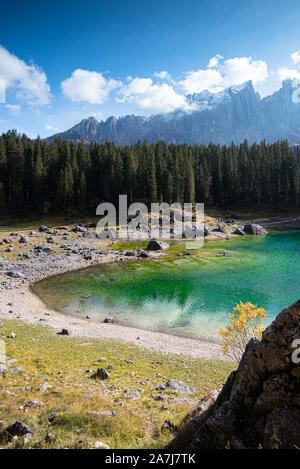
(0, 130), (299, 215)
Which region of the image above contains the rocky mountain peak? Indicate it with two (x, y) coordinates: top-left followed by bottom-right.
(46, 80), (300, 145)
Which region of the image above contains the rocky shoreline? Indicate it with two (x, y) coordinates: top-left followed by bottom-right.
(0, 217), (268, 360)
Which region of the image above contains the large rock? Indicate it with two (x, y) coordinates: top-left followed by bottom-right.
(91, 368), (110, 380)
(147, 240), (169, 251)
(166, 380), (196, 395)
(233, 228), (245, 236)
(6, 271), (25, 279)
(243, 223), (267, 235)
(4, 421), (33, 438)
(168, 299), (300, 449)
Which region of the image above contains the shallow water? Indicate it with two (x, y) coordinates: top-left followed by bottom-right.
(34, 230), (300, 340)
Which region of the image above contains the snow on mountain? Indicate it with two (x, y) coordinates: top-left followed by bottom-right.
(47, 80), (300, 145)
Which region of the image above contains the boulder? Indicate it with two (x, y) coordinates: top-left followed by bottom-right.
(166, 380), (196, 395)
(19, 235), (29, 243)
(10, 367), (24, 374)
(24, 401), (44, 408)
(125, 251), (136, 256)
(243, 223), (267, 235)
(204, 226), (210, 237)
(4, 421), (33, 439)
(147, 240), (169, 251)
(92, 368), (110, 380)
(139, 250), (150, 258)
(233, 228), (245, 236)
(214, 223), (226, 233)
(123, 390), (141, 400)
(0, 364), (8, 374)
(81, 231), (95, 239)
(57, 329), (69, 336)
(103, 317), (115, 324)
(73, 225), (87, 233)
(6, 271), (25, 279)
(167, 299), (300, 449)
(39, 225), (51, 233)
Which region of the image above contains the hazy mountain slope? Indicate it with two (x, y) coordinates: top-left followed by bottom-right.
(47, 79), (300, 145)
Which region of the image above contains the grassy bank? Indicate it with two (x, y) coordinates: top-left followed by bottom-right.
(0, 319), (235, 449)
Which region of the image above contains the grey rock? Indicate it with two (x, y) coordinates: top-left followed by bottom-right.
(6, 271), (25, 279)
(48, 412), (59, 423)
(0, 364), (8, 374)
(10, 367), (24, 374)
(25, 400), (44, 408)
(4, 421), (33, 438)
(124, 390), (141, 400)
(139, 250), (150, 258)
(92, 368), (110, 380)
(39, 225), (51, 233)
(23, 433), (32, 444)
(125, 250), (136, 256)
(46, 80), (300, 147)
(147, 240), (169, 251)
(73, 225), (87, 233)
(81, 231), (95, 239)
(57, 329), (69, 336)
(103, 317), (115, 324)
(166, 380), (196, 395)
(243, 223), (267, 235)
(168, 299), (300, 450)
(45, 433), (56, 443)
(39, 382), (52, 392)
(6, 359), (18, 365)
(233, 228), (246, 236)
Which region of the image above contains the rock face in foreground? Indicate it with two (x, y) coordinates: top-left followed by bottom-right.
(168, 299), (300, 449)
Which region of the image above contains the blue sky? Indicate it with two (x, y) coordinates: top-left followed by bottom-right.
(1, 0), (300, 137)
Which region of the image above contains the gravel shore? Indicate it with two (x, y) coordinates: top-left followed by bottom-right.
(0, 224), (225, 360)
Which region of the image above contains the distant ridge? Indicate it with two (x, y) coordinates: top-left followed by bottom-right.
(46, 80), (300, 145)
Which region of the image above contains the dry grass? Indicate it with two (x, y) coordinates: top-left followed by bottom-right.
(0, 319), (235, 449)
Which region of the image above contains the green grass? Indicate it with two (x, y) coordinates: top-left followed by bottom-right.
(0, 319), (235, 449)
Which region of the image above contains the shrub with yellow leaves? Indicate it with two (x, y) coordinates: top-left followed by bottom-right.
(219, 302), (268, 362)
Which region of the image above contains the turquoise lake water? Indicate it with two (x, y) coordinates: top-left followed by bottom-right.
(34, 230), (300, 340)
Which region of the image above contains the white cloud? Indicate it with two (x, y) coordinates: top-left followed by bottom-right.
(154, 71), (170, 80)
(277, 67), (300, 81)
(179, 69), (223, 94)
(291, 51), (300, 64)
(208, 54), (223, 68)
(61, 69), (121, 104)
(180, 56), (268, 94)
(45, 124), (59, 131)
(5, 104), (21, 113)
(118, 77), (191, 113)
(0, 45), (51, 105)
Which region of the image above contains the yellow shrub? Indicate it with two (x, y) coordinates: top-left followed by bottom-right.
(219, 302), (268, 361)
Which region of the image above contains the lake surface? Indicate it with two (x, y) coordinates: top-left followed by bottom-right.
(34, 230), (300, 340)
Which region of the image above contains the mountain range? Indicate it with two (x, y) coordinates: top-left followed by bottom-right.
(47, 79), (300, 145)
